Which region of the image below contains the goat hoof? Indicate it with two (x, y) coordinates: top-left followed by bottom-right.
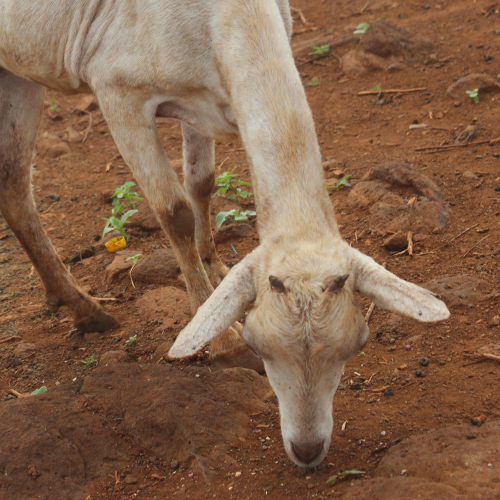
(211, 344), (265, 374)
(75, 311), (119, 333)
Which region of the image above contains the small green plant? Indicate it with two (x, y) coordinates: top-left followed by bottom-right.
(48, 98), (59, 114)
(80, 353), (95, 368)
(126, 254), (142, 288)
(466, 88), (479, 104)
(370, 85), (382, 92)
(306, 77), (319, 87)
(30, 386), (48, 396)
(326, 174), (352, 190)
(353, 22), (370, 35)
(102, 207), (138, 241)
(125, 334), (137, 347)
(103, 181), (141, 241)
(216, 209), (256, 228)
(309, 44), (330, 56)
(216, 169), (253, 201)
(327, 470), (365, 486)
(111, 181), (143, 210)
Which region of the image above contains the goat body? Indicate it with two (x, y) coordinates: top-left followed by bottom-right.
(0, 0), (449, 467)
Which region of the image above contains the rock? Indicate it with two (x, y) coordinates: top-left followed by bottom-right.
(0, 364), (270, 499)
(490, 316), (500, 327)
(344, 423), (500, 500)
(369, 201), (450, 235)
(136, 286), (191, 331)
(423, 275), (496, 308)
(74, 94), (98, 112)
(36, 132), (70, 158)
(348, 181), (404, 208)
(104, 250), (138, 286)
(383, 232), (408, 251)
(62, 126), (81, 144)
(383, 388), (394, 397)
(360, 20), (433, 59)
(100, 350), (127, 366)
(419, 357), (430, 367)
(342, 50), (387, 74)
(128, 202), (161, 231)
(124, 474), (138, 484)
(214, 223), (253, 244)
(462, 170), (479, 181)
(13, 343), (37, 358)
(364, 163), (444, 202)
(132, 249), (181, 285)
(447, 74), (500, 99)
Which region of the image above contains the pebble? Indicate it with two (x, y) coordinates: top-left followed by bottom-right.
(405, 345), (411, 351)
(170, 459), (179, 470)
(495, 186), (500, 192)
(383, 388), (394, 397)
(235, 471), (242, 478)
(415, 370), (426, 378)
(419, 357), (430, 367)
(381, 431), (387, 436)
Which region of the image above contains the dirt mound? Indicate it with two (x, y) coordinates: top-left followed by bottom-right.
(344, 422), (500, 500)
(0, 364), (270, 500)
(135, 286), (191, 331)
(347, 163), (450, 235)
(343, 20), (433, 74)
(423, 275), (496, 307)
(132, 249), (181, 285)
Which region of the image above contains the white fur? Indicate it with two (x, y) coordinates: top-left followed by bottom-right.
(0, 0), (449, 468)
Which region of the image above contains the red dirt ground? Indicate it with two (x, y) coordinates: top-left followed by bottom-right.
(1, 0), (499, 499)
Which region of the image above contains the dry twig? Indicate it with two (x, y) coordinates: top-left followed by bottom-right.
(462, 234), (491, 258)
(8, 388), (29, 398)
(415, 137), (500, 152)
(442, 224), (478, 248)
(81, 110), (93, 142)
(0, 335), (21, 343)
(290, 6), (311, 26)
(358, 87), (427, 96)
(43, 201), (57, 214)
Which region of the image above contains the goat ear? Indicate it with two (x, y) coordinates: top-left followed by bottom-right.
(269, 275), (286, 293)
(324, 274), (349, 293)
(349, 247), (449, 322)
(169, 259), (256, 359)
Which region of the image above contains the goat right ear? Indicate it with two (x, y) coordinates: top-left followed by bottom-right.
(348, 246), (450, 322)
(169, 259), (256, 359)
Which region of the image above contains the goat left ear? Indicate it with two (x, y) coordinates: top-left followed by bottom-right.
(169, 258), (256, 359)
(324, 274), (349, 293)
(348, 246), (449, 322)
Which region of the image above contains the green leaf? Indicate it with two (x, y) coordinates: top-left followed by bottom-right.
(227, 194), (237, 200)
(121, 209), (138, 224)
(306, 78), (319, 87)
(30, 386), (48, 396)
(353, 22), (370, 35)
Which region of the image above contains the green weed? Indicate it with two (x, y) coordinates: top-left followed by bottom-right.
(216, 209), (256, 228)
(326, 175), (352, 190)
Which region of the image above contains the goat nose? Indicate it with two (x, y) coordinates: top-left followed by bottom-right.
(291, 441), (324, 464)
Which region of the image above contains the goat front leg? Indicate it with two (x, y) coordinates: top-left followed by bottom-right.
(97, 92), (262, 372)
(0, 71), (118, 333)
(181, 126), (263, 373)
(181, 123), (228, 288)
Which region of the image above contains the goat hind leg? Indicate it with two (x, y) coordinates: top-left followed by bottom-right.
(181, 123), (228, 288)
(0, 71), (118, 333)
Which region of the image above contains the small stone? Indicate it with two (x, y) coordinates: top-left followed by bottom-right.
(405, 344), (411, 351)
(495, 186), (500, 192)
(381, 431), (387, 436)
(471, 415), (487, 426)
(14, 343), (37, 358)
(235, 471), (242, 478)
(466, 434), (477, 440)
(383, 231), (408, 251)
(383, 388), (394, 397)
(419, 357), (430, 367)
(415, 370), (426, 378)
(490, 316), (500, 327)
(125, 474), (138, 484)
(170, 459), (179, 470)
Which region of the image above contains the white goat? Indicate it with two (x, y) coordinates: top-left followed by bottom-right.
(0, 0), (449, 467)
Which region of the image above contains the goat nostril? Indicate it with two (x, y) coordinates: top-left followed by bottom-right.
(291, 441), (324, 464)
